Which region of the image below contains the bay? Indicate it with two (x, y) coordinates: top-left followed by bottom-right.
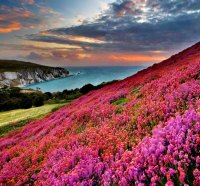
(24, 66), (146, 92)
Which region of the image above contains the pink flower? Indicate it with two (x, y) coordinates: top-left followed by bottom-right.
(165, 179), (174, 186)
(119, 177), (127, 186)
(169, 168), (176, 175)
(178, 167), (186, 183)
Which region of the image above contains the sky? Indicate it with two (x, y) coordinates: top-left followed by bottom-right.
(0, 0), (200, 66)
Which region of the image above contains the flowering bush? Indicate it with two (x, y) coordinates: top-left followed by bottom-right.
(0, 43), (200, 185)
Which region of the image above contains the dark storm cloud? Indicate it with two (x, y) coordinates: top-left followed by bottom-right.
(147, 0), (200, 15)
(48, 23), (108, 38)
(25, 0), (200, 53)
(111, 0), (138, 16)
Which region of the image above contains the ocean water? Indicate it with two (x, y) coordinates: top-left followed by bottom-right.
(24, 66), (146, 92)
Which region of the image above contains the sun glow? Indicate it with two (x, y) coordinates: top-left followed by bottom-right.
(66, 35), (107, 44)
(110, 53), (166, 62)
(23, 41), (82, 50)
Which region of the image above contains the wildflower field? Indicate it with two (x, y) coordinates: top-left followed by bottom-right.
(0, 42), (200, 185)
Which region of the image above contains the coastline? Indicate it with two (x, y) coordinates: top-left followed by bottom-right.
(23, 66), (146, 92)
(22, 74), (73, 90)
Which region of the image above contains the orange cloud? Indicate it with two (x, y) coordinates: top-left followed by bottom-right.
(5, 41), (167, 66)
(0, 21), (22, 33)
(20, 0), (35, 5)
(66, 35), (107, 44)
(79, 52), (166, 63)
(117, 10), (126, 17)
(110, 53), (166, 62)
(0, 5), (49, 32)
(0, 6), (33, 20)
(77, 53), (91, 59)
(0, 16), (5, 21)
(0, 6), (35, 32)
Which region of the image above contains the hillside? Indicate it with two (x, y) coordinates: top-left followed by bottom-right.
(0, 42), (200, 185)
(0, 60), (69, 87)
(0, 60), (49, 72)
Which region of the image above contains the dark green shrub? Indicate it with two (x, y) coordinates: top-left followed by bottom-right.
(33, 96), (44, 107)
(20, 96), (32, 109)
(9, 87), (21, 97)
(80, 84), (95, 94)
(0, 98), (21, 111)
(44, 92), (53, 100)
(0, 90), (9, 103)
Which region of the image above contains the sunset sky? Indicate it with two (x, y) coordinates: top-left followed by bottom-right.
(0, 0), (200, 66)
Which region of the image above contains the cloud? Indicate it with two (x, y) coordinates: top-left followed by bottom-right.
(0, 5), (33, 20)
(20, 50), (93, 67)
(1, 0), (199, 65)
(0, 21), (22, 33)
(37, 5), (67, 27)
(112, 0), (137, 17)
(99, 2), (110, 12)
(22, 50), (166, 66)
(111, 0), (200, 21)
(0, 41), (167, 66)
(0, 5), (44, 32)
(24, 0), (200, 56)
(0, 3), (66, 33)
(26, 51), (52, 60)
(20, 0), (35, 5)
(109, 53), (166, 62)
(0, 42), (80, 51)
(24, 49), (91, 61)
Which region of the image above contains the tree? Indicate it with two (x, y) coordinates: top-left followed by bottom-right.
(33, 96), (44, 107)
(20, 95), (32, 109)
(80, 84), (95, 94)
(0, 90), (9, 103)
(0, 98), (21, 111)
(44, 92), (53, 100)
(9, 87), (21, 97)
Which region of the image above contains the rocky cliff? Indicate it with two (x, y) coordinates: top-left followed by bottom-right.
(0, 60), (69, 87)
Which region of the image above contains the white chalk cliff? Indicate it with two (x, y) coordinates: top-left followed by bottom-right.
(0, 67), (69, 87)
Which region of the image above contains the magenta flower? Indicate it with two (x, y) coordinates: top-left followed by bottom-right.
(0, 52), (200, 185)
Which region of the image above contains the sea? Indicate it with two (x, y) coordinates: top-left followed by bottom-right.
(24, 66), (146, 92)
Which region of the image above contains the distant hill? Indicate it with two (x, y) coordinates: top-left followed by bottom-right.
(0, 60), (69, 87)
(0, 60), (57, 72)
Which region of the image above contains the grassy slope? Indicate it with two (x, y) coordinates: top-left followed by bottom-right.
(0, 103), (66, 136)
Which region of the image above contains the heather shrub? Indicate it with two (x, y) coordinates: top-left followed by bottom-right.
(1, 44), (200, 185)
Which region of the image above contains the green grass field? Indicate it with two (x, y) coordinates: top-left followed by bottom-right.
(0, 103), (67, 137)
